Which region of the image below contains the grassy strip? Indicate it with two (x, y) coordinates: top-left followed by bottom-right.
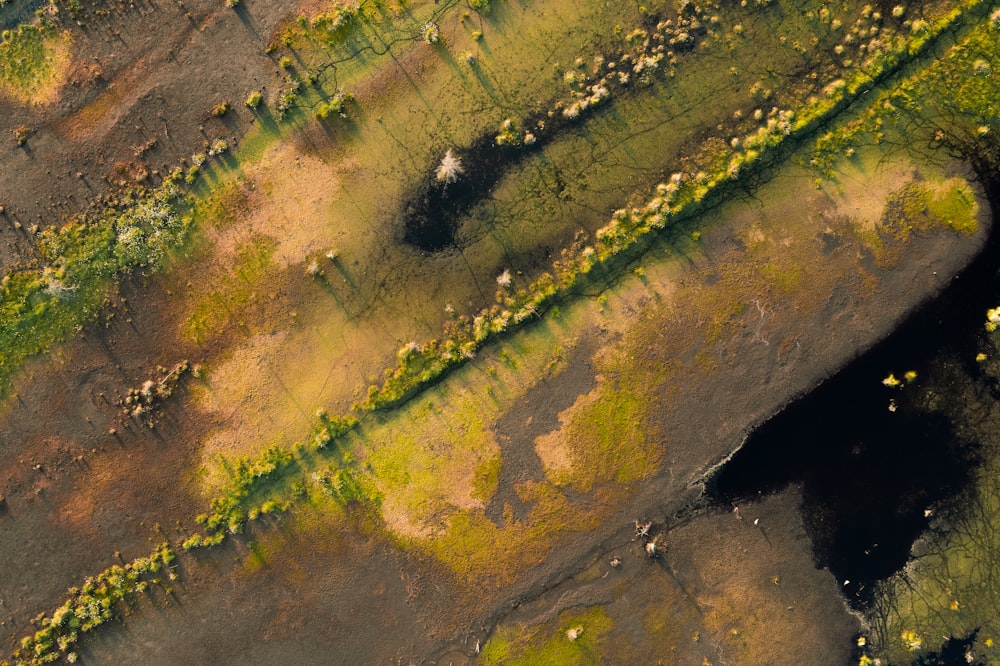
(813, 10), (1000, 178)
(0, 182), (193, 394)
(5, 544), (176, 665)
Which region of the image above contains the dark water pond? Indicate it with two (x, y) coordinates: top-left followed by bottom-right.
(708, 174), (1000, 610)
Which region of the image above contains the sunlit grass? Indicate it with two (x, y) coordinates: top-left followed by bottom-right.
(0, 23), (72, 105)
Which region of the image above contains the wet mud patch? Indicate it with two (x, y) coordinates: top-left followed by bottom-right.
(711, 394), (978, 609)
(486, 340), (597, 525)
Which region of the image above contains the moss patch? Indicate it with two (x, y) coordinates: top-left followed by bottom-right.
(928, 179), (979, 235)
(546, 384), (656, 493)
(0, 24), (72, 105)
(481, 605), (613, 665)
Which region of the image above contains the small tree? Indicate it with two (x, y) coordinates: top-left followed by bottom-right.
(435, 149), (464, 184)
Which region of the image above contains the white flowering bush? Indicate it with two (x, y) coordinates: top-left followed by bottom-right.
(435, 149), (464, 183)
(423, 22), (439, 44)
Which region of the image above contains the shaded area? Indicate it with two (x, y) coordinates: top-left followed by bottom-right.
(399, 6), (671, 254)
(402, 130), (533, 251)
(912, 630), (984, 666)
(709, 376), (978, 609)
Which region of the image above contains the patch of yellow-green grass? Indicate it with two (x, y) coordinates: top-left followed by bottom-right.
(415, 481), (611, 587)
(472, 450), (502, 502)
(343, 319), (620, 584)
(363, 395), (500, 538)
(928, 178), (979, 234)
(545, 384), (657, 494)
(760, 261), (804, 294)
(182, 234), (276, 344)
(0, 24), (72, 105)
(236, 493), (354, 578)
(880, 178), (980, 242)
(704, 300), (749, 346)
(481, 606), (613, 666)
(189, 175), (261, 232)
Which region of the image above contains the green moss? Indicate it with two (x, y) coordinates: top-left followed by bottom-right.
(928, 182), (979, 234)
(880, 179), (980, 242)
(560, 387), (653, 493)
(0, 23), (66, 103)
(481, 606), (613, 665)
(471, 451), (502, 502)
(760, 261), (804, 293)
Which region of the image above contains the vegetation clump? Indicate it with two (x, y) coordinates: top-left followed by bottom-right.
(422, 22), (440, 44)
(245, 90), (263, 109)
(313, 91), (353, 121)
(11, 543), (177, 665)
(12, 125), (31, 146)
(0, 187), (191, 392)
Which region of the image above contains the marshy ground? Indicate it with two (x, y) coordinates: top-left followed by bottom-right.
(0, 0), (998, 664)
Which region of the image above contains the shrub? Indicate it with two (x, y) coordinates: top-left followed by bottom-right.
(13, 125), (32, 145)
(313, 92), (351, 120)
(435, 149), (464, 183)
(211, 101), (230, 117)
(245, 90), (262, 108)
(423, 22), (440, 44)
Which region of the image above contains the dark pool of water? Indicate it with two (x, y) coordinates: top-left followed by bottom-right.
(708, 173), (1000, 610)
(402, 129), (531, 252)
